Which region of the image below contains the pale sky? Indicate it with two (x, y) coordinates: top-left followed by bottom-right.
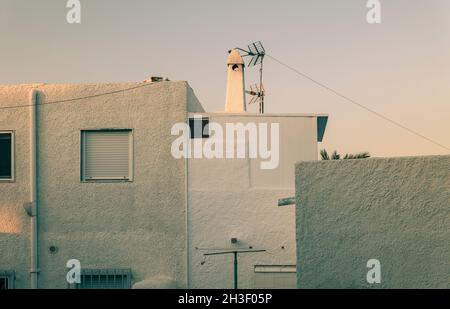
(1, 0), (449, 158)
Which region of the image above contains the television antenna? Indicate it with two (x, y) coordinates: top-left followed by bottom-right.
(246, 83), (265, 106)
(233, 41), (266, 113)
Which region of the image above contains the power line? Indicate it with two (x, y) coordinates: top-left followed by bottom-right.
(1, 59), (448, 152)
(0, 81), (158, 111)
(266, 54), (450, 152)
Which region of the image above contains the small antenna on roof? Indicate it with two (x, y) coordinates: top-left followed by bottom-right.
(234, 41), (266, 113)
(246, 83), (265, 106)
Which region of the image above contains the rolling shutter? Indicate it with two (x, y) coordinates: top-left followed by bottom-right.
(82, 130), (132, 180)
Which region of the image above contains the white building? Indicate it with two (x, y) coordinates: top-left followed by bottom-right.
(0, 50), (327, 289)
(186, 50), (328, 288)
(0, 81), (204, 289)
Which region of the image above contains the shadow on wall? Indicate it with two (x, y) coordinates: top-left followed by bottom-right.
(0, 205), (23, 234)
(132, 275), (179, 289)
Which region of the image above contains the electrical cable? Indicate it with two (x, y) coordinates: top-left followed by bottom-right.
(0, 81), (157, 111)
(266, 54), (450, 152)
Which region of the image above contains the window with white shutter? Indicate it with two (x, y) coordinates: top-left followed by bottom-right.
(81, 130), (133, 181)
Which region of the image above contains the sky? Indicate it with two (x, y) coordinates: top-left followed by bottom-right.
(1, 0), (449, 158)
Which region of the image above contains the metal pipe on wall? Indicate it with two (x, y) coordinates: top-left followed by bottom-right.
(29, 89), (39, 289)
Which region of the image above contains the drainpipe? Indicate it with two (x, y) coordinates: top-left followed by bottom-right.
(184, 112), (190, 289)
(29, 89), (39, 289)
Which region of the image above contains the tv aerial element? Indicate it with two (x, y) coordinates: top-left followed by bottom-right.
(247, 41), (265, 67)
(233, 41), (266, 114)
(246, 83), (265, 106)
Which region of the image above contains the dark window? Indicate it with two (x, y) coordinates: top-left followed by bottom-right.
(0, 271), (14, 289)
(0, 133), (12, 179)
(189, 117), (209, 139)
(0, 277), (9, 289)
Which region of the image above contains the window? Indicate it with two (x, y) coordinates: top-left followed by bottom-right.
(189, 117), (209, 139)
(81, 130), (133, 181)
(75, 269), (132, 289)
(0, 132), (13, 181)
(0, 271), (15, 289)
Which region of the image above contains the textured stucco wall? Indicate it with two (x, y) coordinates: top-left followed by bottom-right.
(188, 114), (320, 288)
(295, 156), (450, 288)
(0, 84), (39, 289)
(0, 81), (198, 288)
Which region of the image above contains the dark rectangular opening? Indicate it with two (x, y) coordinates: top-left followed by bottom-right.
(0, 277), (9, 289)
(189, 117), (209, 139)
(0, 133), (12, 179)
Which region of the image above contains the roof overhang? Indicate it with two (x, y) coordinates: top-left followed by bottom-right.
(187, 112), (329, 142)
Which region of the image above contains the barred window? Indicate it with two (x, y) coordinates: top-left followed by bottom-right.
(0, 271), (15, 289)
(76, 269), (132, 289)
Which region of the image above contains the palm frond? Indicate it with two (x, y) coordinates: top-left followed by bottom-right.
(344, 152), (370, 159)
(321, 150), (370, 160)
(320, 149), (329, 160)
(331, 151), (341, 160)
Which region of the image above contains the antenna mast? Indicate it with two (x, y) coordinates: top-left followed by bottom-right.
(235, 41), (266, 114)
(259, 60), (264, 113)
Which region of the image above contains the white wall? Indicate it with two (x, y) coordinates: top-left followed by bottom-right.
(0, 81), (202, 289)
(295, 156), (450, 288)
(187, 113), (322, 288)
(0, 84), (37, 289)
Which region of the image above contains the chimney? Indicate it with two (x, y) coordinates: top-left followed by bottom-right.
(225, 49), (246, 112)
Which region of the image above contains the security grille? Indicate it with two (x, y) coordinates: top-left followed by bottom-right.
(0, 271), (15, 289)
(0, 277), (9, 289)
(76, 269), (132, 289)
